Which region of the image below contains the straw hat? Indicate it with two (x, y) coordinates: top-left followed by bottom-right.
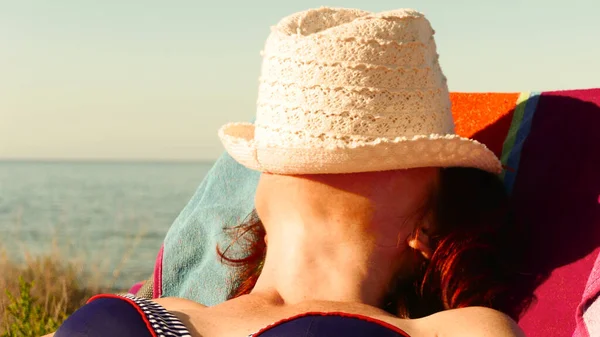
(218, 7), (502, 174)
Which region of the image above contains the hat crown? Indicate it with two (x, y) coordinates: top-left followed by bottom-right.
(255, 7), (454, 148)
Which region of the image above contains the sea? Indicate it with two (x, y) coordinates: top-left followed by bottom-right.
(0, 160), (214, 291)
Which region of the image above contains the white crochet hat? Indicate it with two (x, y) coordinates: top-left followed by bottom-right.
(219, 7), (502, 174)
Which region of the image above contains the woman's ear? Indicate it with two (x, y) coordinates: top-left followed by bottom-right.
(407, 230), (432, 259)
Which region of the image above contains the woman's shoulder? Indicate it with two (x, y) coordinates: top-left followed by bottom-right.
(416, 306), (525, 337)
(153, 295), (208, 311)
(52, 294), (194, 337)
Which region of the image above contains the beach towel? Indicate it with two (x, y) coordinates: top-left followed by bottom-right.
(159, 152), (260, 304)
(574, 253), (600, 337)
(154, 88), (600, 337)
(455, 89), (600, 337)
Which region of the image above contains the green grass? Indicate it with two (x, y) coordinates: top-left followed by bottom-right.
(0, 210), (151, 336)
(0, 250), (113, 336)
(0, 229), (152, 336)
(3, 278), (66, 337)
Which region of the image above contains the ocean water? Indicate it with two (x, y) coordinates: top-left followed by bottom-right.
(0, 161), (213, 291)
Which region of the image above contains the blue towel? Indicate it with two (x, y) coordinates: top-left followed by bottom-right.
(161, 151), (260, 305)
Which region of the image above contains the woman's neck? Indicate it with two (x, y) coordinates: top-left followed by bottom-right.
(251, 204), (405, 307)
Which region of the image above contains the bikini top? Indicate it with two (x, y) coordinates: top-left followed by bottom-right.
(53, 294), (411, 337)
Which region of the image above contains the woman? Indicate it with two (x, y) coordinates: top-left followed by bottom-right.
(48, 7), (533, 337)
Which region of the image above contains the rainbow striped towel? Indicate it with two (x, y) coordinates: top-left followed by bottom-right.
(451, 89), (600, 336)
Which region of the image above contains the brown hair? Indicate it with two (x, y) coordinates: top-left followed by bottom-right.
(218, 168), (538, 321)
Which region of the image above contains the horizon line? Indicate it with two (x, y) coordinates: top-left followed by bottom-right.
(0, 158), (217, 164)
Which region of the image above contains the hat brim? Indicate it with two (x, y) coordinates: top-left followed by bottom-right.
(218, 122), (502, 174)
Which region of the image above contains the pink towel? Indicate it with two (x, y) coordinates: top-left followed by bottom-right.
(574, 252), (600, 337)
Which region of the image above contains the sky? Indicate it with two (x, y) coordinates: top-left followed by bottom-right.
(1, 0), (598, 161)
